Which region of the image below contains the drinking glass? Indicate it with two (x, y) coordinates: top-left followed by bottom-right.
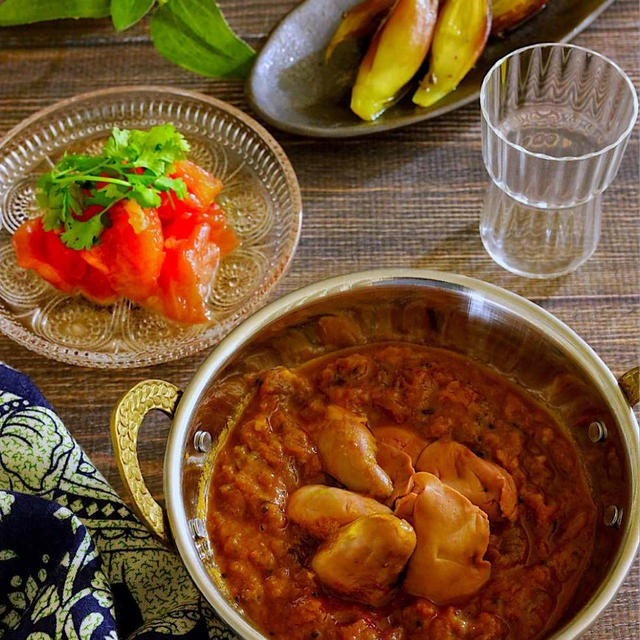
(480, 43), (637, 278)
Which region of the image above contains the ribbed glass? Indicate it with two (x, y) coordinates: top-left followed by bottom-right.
(481, 183), (601, 278)
(479, 43), (637, 278)
(481, 43), (637, 208)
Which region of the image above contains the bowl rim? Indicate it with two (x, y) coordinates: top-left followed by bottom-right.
(480, 42), (639, 163)
(0, 85), (303, 368)
(165, 267), (640, 640)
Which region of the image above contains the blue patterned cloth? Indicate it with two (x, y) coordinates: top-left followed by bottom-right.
(0, 363), (237, 640)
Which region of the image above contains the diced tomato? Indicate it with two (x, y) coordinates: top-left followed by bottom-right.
(77, 268), (120, 304)
(150, 217), (221, 324)
(14, 158), (236, 324)
(12, 218), (117, 304)
(80, 246), (110, 276)
(88, 200), (164, 302)
(13, 218), (75, 293)
(162, 210), (201, 241)
(157, 190), (181, 224)
(174, 159), (223, 211)
(205, 203), (238, 257)
(157, 159), (223, 223)
(41, 226), (86, 287)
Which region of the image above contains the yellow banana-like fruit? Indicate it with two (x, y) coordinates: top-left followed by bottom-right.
(412, 0), (491, 109)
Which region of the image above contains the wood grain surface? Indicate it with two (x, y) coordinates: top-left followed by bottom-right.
(0, 0), (638, 637)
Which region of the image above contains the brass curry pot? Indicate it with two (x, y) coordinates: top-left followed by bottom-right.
(112, 269), (639, 640)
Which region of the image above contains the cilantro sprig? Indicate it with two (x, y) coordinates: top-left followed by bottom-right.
(37, 124), (190, 250)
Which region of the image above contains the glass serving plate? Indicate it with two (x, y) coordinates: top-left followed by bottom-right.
(0, 86), (302, 368)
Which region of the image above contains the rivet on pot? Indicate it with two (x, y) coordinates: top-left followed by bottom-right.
(188, 518), (207, 539)
(193, 430), (212, 453)
(587, 420), (607, 443)
(604, 505), (623, 528)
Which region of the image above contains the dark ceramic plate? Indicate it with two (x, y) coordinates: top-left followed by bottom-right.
(246, 0), (616, 138)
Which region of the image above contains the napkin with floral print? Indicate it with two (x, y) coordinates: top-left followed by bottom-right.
(0, 363), (236, 640)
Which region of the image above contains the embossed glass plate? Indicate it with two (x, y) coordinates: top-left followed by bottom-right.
(0, 86), (302, 368)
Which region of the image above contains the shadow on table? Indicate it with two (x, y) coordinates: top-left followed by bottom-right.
(411, 221), (573, 302)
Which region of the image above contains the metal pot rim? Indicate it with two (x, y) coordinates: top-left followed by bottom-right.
(165, 268), (640, 640)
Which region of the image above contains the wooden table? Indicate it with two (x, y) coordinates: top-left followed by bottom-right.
(1, 1), (638, 636)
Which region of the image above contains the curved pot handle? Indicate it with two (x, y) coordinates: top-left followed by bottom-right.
(110, 379), (181, 546)
(618, 367), (639, 407)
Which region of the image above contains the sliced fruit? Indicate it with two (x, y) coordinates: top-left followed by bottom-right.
(14, 154), (235, 325)
(205, 203), (238, 257)
(351, 0), (439, 121)
(412, 0), (491, 108)
(325, 0), (396, 62)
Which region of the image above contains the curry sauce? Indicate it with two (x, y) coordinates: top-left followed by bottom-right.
(206, 343), (596, 640)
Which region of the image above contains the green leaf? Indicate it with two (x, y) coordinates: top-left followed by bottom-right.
(97, 183), (127, 203)
(0, 0), (110, 26)
(66, 183), (85, 219)
(60, 214), (106, 250)
(127, 123), (190, 170)
(154, 175), (187, 198)
(150, 0), (255, 79)
(110, 0), (154, 31)
(41, 205), (61, 232)
(36, 124), (190, 249)
(102, 127), (130, 156)
(130, 183), (161, 208)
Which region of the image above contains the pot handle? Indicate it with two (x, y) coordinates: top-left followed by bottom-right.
(618, 367), (639, 407)
(110, 379), (181, 546)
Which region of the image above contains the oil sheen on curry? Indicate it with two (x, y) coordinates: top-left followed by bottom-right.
(206, 343), (596, 640)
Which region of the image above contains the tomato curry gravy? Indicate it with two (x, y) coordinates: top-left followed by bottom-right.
(206, 343), (596, 640)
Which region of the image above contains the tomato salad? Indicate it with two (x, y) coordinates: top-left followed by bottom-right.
(13, 125), (236, 324)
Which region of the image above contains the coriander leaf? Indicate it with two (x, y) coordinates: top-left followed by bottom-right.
(110, 0), (155, 31)
(104, 123), (189, 171)
(36, 174), (55, 209)
(101, 182), (128, 201)
(60, 214), (107, 251)
(154, 175), (187, 199)
(86, 183), (127, 208)
(150, 0), (255, 79)
(125, 123), (190, 171)
(130, 183), (162, 208)
(41, 189), (64, 232)
(55, 153), (108, 178)
(0, 0), (110, 26)
(66, 183), (85, 219)
(36, 125), (190, 250)
(103, 127), (130, 157)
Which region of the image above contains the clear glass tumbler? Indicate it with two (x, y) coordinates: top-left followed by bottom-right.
(480, 43), (637, 278)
